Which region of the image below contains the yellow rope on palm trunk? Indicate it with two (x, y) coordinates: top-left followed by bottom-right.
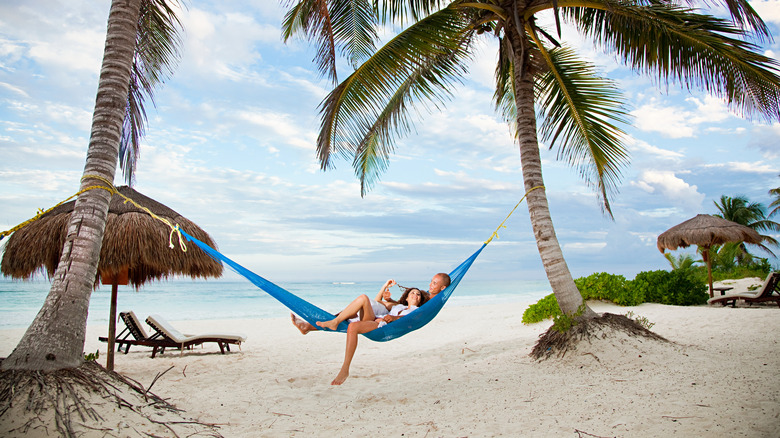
(484, 185), (545, 245)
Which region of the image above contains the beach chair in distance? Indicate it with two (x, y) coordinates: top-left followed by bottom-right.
(145, 314), (246, 357)
(99, 311), (179, 357)
(707, 272), (780, 307)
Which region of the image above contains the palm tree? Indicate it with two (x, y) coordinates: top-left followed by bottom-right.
(769, 175), (780, 218)
(282, 0), (780, 317)
(714, 195), (780, 258)
(1, 0), (182, 372)
(664, 252), (698, 271)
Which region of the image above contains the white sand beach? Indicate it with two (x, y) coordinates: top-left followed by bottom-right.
(1, 280), (778, 437)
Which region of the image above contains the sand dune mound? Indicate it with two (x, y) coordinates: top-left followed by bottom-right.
(0, 361), (221, 438)
(531, 312), (672, 362)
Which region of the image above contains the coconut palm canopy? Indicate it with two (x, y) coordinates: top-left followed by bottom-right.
(1, 186), (222, 287)
(657, 214), (762, 252)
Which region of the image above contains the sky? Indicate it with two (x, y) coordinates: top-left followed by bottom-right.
(0, 0), (778, 285)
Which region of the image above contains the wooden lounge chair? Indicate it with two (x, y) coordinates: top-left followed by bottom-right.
(708, 272), (780, 307)
(145, 314), (246, 357)
(99, 311), (180, 357)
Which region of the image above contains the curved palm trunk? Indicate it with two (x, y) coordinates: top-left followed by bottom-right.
(508, 19), (595, 318)
(1, 0), (142, 371)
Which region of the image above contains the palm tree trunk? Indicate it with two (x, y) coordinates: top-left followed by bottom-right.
(507, 18), (595, 318)
(1, 0), (142, 371)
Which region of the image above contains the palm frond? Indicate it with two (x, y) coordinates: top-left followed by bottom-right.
(378, 0), (449, 24)
(564, 2), (780, 123)
(317, 5), (476, 189)
(119, 0), (183, 186)
(282, 0), (339, 82)
(330, 0), (378, 67)
(769, 179), (780, 218)
(677, 0), (771, 40)
(532, 42), (631, 216)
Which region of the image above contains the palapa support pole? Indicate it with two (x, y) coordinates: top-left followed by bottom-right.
(702, 247), (714, 298)
(102, 267), (128, 371)
(107, 279), (119, 371)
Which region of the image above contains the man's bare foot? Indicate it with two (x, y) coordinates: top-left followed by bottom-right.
(291, 313), (315, 335)
(315, 319), (340, 331)
(331, 370), (349, 385)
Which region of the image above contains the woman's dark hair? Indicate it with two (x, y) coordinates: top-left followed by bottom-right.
(398, 287), (427, 306)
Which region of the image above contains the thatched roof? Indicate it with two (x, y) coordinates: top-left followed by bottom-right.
(1, 186), (223, 287)
(656, 214), (762, 252)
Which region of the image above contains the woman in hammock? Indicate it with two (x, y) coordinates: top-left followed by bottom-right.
(317, 286), (428, 385)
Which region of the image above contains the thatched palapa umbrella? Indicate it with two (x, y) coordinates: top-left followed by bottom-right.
(657, 214), (762, 298)
(1, 186), (223, 370)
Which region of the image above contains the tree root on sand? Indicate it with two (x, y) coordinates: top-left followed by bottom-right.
(530, 313), (669, 361)
(0, 360), (222, 438)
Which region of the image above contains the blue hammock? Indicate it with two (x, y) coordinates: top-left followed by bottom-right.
(179, 228), (485, 342)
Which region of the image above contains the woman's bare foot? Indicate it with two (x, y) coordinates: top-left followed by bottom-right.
(331, 370), (349, 385)
(315, 319), (340, 331)
(291, 313), (315, 335)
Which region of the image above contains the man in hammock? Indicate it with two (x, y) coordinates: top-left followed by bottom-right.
(290, 272), (451, 385)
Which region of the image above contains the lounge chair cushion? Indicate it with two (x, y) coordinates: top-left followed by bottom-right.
(146, 314), (247, 344)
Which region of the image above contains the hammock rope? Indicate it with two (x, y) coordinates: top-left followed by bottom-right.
(180, 186), (540, 342)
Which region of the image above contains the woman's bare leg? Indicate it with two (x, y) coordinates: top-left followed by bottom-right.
(317, 295), (375, 331)
(332, 320), (378, 385)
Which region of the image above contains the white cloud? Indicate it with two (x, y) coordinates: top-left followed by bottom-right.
(0, 169), (80, 192)
(626, 137), (685, 160)
(750, 0), (780, 24)
(179, 7), (279, 82)
(0, 81), (28, 97)
(563, 242), (608, 252)
(28, 29), (105, 73)
(631, 170), (705, 210)
(704, 161), (778, 174)
(235, 109), (316, 150)
(632, 95), (735, 138)
(632, 101), (696, 138)
(637, 208), (681, 218)
(748, 122), (780, 159)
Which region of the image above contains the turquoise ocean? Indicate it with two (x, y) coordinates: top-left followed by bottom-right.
(0, 278), (552, 330)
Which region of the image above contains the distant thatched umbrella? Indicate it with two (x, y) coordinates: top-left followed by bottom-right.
(1, 186), (223, 369)
(657, 214), (762, 298)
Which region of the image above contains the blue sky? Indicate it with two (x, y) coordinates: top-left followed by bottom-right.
(1, 0), (778, 284)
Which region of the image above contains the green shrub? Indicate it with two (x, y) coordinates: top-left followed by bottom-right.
(625, 311), (655, 330)
(575, 272), (624, 301)
(84, 350), (99, 361)
(551, 304), (587, 333)
(631, 270), (670, 303)
(523, 268), (709, 324)
(574, 272), (645, 306)
(522, 293), (562, 324)
(632, 269), (708, 306)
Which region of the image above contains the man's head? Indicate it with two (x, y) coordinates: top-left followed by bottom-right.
(428, 273), (451, 298)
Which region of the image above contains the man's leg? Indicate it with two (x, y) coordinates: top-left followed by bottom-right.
(291, 313), (316, 334)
